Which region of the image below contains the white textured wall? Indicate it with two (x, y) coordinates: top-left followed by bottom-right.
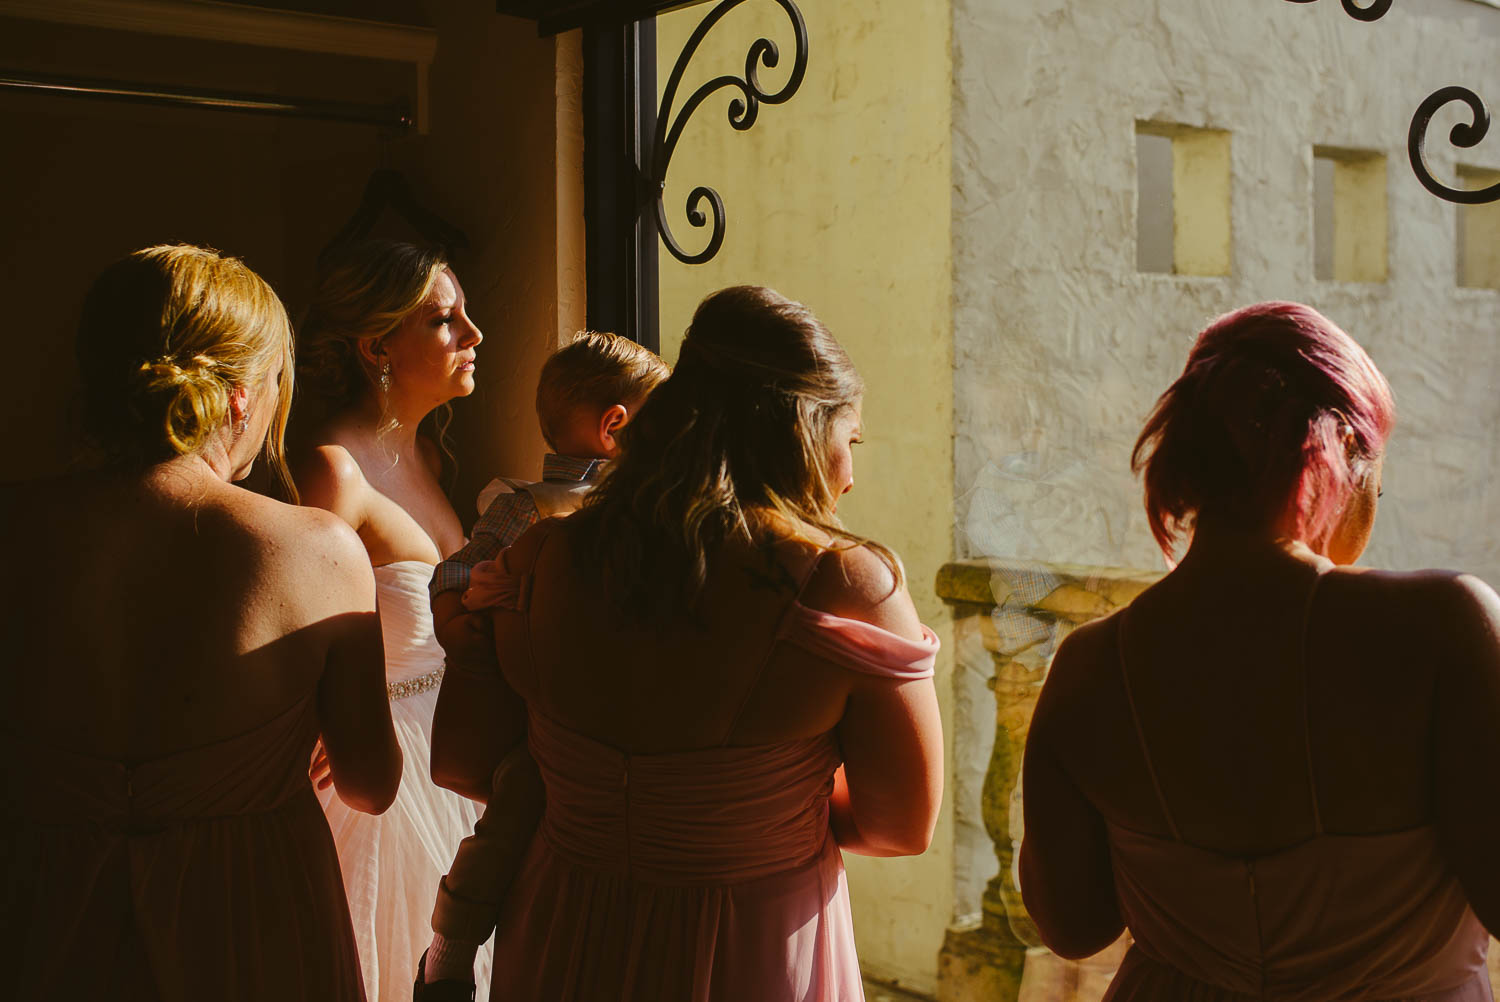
(951, 0), (1500, 916)
(954, 0), (1500, 575)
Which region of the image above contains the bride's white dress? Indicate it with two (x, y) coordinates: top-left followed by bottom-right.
(318, 559), (493, 1001)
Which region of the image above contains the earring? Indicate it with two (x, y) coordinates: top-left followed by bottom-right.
(235, 415), (249, 435)
(379, 361), (392, 393)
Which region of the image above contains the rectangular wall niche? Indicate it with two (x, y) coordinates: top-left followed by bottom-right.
(1456, 166), (1500, 290)
(1136, 121), (1232, 277)
(1313, 147), (1388, 284)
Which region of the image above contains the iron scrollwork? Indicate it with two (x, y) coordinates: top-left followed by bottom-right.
(1284, 0), (1500, 205)
(652, 0), (808, 265)
(1282, 0), (1392, 22)
(1409, 87), (1500, 205)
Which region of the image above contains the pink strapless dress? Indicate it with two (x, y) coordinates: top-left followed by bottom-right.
(1, 695), (364, 1001)
(477, 555), (941, 1002)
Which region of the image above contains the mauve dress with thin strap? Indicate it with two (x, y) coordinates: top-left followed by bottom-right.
(1103, 568), (1491, 1002)
(470, 543), (940, 1002)
(1, 695), (365, 1001)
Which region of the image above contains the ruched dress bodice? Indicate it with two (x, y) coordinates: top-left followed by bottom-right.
(529, 712), (842, 886)
(2, 695), (364, 1001)
(1102, 568), (1491, 1002)
(1107, 824), (1490, 1001)
(474, 525), (941, 1002)
(375, 560), (450, 693)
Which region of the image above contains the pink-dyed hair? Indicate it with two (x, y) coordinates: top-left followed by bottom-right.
(1131, 302), (1394, 557)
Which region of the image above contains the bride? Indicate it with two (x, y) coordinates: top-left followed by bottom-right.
(293, 239), (491, 1000)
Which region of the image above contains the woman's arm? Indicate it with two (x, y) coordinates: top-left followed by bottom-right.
(813, 545), (944, 856)
(314, 514), (402, 814)
(1018, 627), (1124, 959)
(430, 525), (553, 801)
(1432, 573), (1500, 936)
(831, 670), (943, 856)
(431, 652), (527, 803)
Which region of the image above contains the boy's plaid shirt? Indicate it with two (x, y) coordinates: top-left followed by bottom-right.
(428, 454), (605, 600)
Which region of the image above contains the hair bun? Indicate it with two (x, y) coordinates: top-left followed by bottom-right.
(132, 353), (231, 456)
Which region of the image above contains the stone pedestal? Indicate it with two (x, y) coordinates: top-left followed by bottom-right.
(935, 558), (1158, 1002)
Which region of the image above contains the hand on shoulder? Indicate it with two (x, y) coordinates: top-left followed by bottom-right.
(800, 541), (926, 643)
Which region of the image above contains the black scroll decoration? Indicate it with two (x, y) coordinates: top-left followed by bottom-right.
(1284, 0), (1500, 204)
(652, 0), (808, 265)
(1282, 0), (1392, 22)
(1409, 86), (1500, 205)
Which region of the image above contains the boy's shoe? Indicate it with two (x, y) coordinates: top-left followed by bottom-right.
(412, 948), (476, 1002)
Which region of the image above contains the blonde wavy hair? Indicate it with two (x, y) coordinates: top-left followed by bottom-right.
(296, 240), (449, 407)
(77, 243), (295, 496)
(575, 285), (897, 622)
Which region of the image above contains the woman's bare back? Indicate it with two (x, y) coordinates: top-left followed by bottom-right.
(514, 526), (860, 753)
(1, 464), (375, 763)
(1046, 546), (1486, 855)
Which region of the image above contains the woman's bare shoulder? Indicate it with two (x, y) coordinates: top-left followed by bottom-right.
(1332, 566), (1500, 630)
(291, 440), (366, 497)
(1045, 614), (1122, 693)
(799, 540), (925, 643)
(212, 479), (364, 563)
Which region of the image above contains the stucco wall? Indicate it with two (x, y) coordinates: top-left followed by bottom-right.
(655, 1), (954, 993)
(951, 0), (1500, 921)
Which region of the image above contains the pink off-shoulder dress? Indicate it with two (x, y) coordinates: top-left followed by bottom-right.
(467, 531), (939, 1002)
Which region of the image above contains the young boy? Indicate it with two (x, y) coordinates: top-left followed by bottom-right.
(418, 331), (669, 998)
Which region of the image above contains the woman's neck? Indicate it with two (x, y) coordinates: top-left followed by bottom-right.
(347, 389), (433, 455)
(1178, 512), (1323, 574)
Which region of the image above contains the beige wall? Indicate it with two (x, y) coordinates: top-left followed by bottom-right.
(0, 5), (584, 512)
(656, 0), (955, 993)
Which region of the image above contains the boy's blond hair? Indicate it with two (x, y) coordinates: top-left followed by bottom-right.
(536, 331), (670, 449)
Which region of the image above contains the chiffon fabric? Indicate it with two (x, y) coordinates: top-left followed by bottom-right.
(1, 695), (365, 1001)
(1103, 569), (1491, 1002)
(478, 542), (940, 1002)
(318, 560), (492, 1001)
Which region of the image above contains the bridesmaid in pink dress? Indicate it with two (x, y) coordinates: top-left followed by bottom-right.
(1021, 302), (1500, 1000)
(0, 245), (401, 1001)
(432, 285), (944, 1001)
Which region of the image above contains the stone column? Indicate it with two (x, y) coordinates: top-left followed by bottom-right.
(935, 558), (1158, 1002)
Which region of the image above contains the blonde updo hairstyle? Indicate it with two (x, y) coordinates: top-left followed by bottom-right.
(77, 244), (295, 494)
(297, 240), (449, 407)
(577, 285), (896, 622)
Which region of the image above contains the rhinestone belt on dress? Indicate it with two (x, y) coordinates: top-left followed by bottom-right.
(387, 666), (445, 701)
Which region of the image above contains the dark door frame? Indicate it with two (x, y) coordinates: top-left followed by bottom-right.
(498, 0), (807, 350)
(498, 1), (720, 351)
(581, 18), (661, 351)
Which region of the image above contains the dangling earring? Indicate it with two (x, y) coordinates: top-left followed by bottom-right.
(379, 360), (392, 394)
(234, 415), (249, 435)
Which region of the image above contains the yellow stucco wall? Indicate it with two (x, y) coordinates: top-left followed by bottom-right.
(655, 1), (955, 992)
